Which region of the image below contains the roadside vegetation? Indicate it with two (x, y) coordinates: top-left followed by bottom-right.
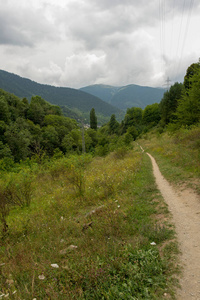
(138, 125), (200, 193)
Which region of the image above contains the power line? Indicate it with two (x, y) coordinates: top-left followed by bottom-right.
(159, 0), (166, 72)
(176, 0), (194, 78)
(170, 0), (175, 58)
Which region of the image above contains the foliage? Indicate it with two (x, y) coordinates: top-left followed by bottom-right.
(159, 82), (183, 126)
(183, 60), (200, 91)
(108, 114), (119, 134)
(143, 103), (161, 128)
(0, 90), (80, 163)
(176, 69), (200, 126)
(90, 108), (97, 130)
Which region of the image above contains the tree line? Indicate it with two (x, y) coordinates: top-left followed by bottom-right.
(0, 60), (199, 169)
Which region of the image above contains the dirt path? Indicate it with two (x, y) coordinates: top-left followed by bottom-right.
(146, 152), (200, 300)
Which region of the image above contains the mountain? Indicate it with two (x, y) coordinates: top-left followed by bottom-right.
(80, 84), (165, 110)
(0, 70), (121, 119)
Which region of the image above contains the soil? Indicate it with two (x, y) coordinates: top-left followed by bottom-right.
(147, 153), (200, 299)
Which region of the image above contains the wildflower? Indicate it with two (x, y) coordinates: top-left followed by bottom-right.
(38, 275), (45, 280)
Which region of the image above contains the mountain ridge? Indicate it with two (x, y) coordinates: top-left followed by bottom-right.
(80, 83), (165, 110)
(0, 69), (121, 118)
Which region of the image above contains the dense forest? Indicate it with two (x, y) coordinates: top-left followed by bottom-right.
(0, 69), (122, 125)
(0, 60), (199, 170)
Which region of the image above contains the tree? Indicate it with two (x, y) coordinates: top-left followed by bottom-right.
(109, 114), (119, 134)
(4, 119), (31, 162)
(176, 68), (200, 126)
(0, 96), (10, 124)
(183, 60), (200, 91)
(159, 82), (183, 125)
(61, 129), (82, 153)
(142, 103), (161, 127)
(90, 108), (97, 130)
(41, 125), (59, 156)
(123, 107), (143, 136)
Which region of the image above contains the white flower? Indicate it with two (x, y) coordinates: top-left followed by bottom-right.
(38, 275), (45, 280)
(117, 205), (120, 208)
(51, 264), (59, 268)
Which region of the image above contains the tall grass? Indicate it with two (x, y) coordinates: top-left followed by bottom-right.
(139, 125), (200, 191)
(0, 148), (178, 299)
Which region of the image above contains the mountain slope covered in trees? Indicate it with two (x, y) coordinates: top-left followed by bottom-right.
(80, 84), (165, 110)
(0, 70), (121, 118)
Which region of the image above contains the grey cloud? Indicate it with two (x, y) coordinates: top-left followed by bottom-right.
(0, 4), (59, 47)
(0, 14), (34, 46)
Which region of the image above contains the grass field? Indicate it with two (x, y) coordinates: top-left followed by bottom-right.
(0, 146), (179, 299)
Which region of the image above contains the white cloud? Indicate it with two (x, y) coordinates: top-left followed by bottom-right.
(0, 0), (200, 89)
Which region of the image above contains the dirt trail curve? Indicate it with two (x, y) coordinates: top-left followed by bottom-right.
(139, 145), (200, 299)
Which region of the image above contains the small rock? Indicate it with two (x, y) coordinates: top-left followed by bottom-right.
(51, 264), (59, 268)
(150, 242), (156, 246)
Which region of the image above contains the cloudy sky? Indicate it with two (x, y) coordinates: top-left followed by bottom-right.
(0, 0), (200, 89)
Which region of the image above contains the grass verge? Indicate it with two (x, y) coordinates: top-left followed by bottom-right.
(138, 126), (200, 193)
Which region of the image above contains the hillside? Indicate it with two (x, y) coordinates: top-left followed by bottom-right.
(80, 84), (165, 110)
(0, 70), (121, 118)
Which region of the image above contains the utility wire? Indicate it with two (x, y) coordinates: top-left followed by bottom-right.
(170, 0), (175, 58)
(176, 0), (195, 78)
(159, 0), (166, 73)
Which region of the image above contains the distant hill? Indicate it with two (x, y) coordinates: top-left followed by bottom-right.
(0, 70), (121, 120)
(80, 84), (165, 110)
